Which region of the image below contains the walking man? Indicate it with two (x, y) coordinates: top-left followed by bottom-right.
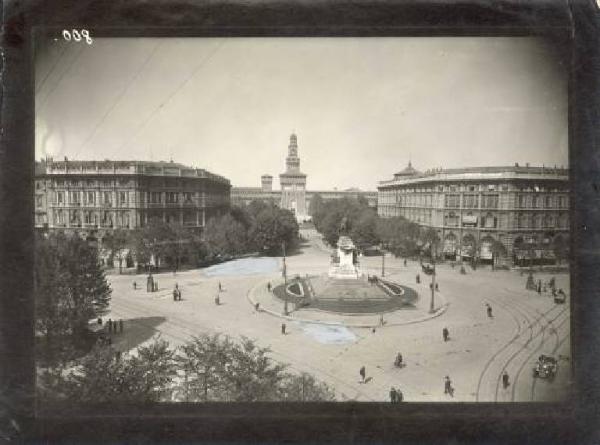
(218, 282), (222, 292)
(359, 366), (366, 383)
(502, 370), (510, 389)
(173, 285), (178, 301)
(486, 303), (493, 318)
(215, 294), (220, 305)
(107, 318), (113, 334)
(267, 282), (272, 292)
(444, 376), (453, 396)
(416, 274), (420, 284)
(281, 323), (286, 335)
(390, 387), (397, 403)
(133, 281), (137, 290)
(443, 327), (449, 342)
(404, 258), (407, 267)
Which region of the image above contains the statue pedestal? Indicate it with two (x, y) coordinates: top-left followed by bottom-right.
(328, 236), (362, 280)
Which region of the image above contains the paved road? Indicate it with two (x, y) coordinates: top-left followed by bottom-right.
(105, 228), (571, 402)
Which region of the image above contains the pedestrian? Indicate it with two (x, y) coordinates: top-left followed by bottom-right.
(360, 366), (366, 383)
(396, 388), (404, 402)
(267, 282), (272, 292)
(218, 282), (222, 292)
(435, 283), (439, 291)
(173, 285), (178, 301)
(133, 281), (137, 290)
(281, 323), (286, 335)
(404, 258), (407, 267)
(116, 350), (122, 361)
(107, 318), (113, 333)
(444, 376), (453, 396)
(390, 387), (398, 403)
(119, 319), (123, 333)
(215, 294), (220, 305)
(416, 274), (420, 284)
(443, 327), (449, 342)
(255, 302), (260, 311)
(486, 304), (493, 318)
(379, 314), (384, 326)
(502, 370), (510, 389)
(97, 317), (102, 325)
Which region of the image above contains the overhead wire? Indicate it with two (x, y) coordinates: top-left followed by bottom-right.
(115, 39), (226, 155)
(35, 41), (69, 95)
(72, 41), (163, 160)
(36, 44), (86, 111)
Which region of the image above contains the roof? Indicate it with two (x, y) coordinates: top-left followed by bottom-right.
(394, 161), (420, 177)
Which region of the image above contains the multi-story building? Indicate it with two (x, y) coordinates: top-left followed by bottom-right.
(378, 162), (569, 265)
(35, 158), (231, 241)
(231, 133), (377, 218)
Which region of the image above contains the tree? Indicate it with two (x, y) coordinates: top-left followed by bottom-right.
(350, 209), (379, 247)
(308, 194), (325, 227)
(130, 218), (174, 269)
(176, 334), (235, 402)
(50, 339), (177, 403)
(248, 205), (299, 253)
(204, 213), (248, 257)
(34, 232), (111, 369)
(102, 229), (130, 274)
(279, 372), (335, 401)
(420, 227), (440, 260)
(224, 337), (288, 401)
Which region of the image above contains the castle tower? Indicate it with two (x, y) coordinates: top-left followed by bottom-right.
(279, 133), (307, 220)
(261, 174), (273, 192)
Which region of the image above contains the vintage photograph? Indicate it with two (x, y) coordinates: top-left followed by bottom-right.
(34, 36), (570, 404)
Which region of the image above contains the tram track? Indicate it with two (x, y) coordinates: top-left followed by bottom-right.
(475, 294), (565, 402)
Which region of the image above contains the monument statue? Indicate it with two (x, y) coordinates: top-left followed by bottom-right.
(329, 234), (362, 280)
(339, 216), (349, 235)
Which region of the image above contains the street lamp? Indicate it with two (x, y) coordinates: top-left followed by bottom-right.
(282, 241), (288, 315)
(429, 261), (436, 313)
(381, 244), (385, 277)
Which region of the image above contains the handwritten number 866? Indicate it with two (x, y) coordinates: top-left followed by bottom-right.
(62, 29), (93, 44)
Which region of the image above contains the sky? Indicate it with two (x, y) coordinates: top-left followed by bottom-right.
(35, 37), (567, 191)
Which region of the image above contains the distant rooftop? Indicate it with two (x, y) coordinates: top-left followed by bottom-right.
(380, 163), (569, 187)
(38, 158), (230, 184)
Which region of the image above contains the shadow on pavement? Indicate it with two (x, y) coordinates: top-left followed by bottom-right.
(110, 316), (167, 352)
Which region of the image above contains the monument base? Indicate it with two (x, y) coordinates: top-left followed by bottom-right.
(328, 264), (362, 280)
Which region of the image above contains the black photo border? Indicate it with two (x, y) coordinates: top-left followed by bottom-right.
(1, 0), (599, 443)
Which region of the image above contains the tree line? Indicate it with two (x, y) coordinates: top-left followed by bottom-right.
(38, 335), (335, 404)
(102, 200), (299, 273)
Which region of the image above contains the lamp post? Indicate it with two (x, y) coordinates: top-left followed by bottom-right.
(381, 244), (385, 277)
(429, 246), (436, 313)
(282, 241), (288, 315)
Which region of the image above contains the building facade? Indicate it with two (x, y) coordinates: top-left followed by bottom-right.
(378, 163), (569, 265)
(231, 133), (377, 218)
(35, 158), (231, 241)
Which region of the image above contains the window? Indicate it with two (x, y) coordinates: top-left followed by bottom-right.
(183, 192), (193, 203)
(482, 212), (497, 228)
(463, 194), (478, 208)
(518, 194), (526, 208)
(119, 191), (127, 206)
(482, 194), (499, 208)
(532, 195), (540, 208)
(166, 192), (178, 204)
(55, 210), (65, 225)
(56, 191), (64, 205)
(103, 191), (112, 206)
(445, 212), (459, 227)
(69, 191), (80, 205)
(445, 194), (460, 208)
(36, 196), (43, 208)
(150, 192), (162, 204)
(86, 191), (95, 205)
(84, 211), (92, 224)
(468, 185), (476, 192)
(545, 195), (553, 208)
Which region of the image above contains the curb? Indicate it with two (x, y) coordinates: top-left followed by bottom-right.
(247, 278), (449, 329)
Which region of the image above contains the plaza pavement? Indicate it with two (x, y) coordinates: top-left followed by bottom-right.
(104, 228), (571, 402)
